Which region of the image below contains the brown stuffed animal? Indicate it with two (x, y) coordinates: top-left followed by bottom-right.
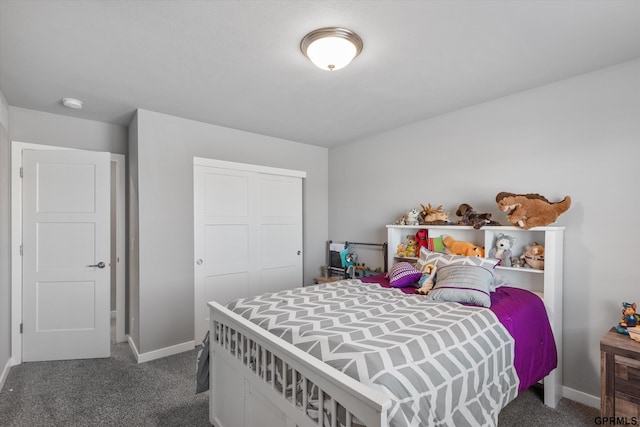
(496, 192), (571, 229)
(521, 242), (544, 269)
(420, 203), (449, 224)
(442, 235), (485, 257)
(455, 203), (500, 229)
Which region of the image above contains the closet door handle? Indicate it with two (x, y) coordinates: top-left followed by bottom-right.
(88, 262), (106, 269)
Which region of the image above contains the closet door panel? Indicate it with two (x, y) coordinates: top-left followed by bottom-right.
(195, 162), (304, 341)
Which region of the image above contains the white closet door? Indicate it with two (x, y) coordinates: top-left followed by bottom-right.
(257, 174), (303, 295)
(194, 162), (303, 341)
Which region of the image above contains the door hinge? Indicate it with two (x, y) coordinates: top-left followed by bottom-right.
(20, 323), (23, 334)
(20, 244), (23, 256)
(20, 167), (23, 178)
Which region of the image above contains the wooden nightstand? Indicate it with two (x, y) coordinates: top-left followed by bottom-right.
(601, 327), (640, 418)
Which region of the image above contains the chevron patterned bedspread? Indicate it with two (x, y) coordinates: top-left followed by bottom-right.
(227, 280), (519, 427)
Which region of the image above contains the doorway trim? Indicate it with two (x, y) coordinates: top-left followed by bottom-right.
(10, 141), (126, 364)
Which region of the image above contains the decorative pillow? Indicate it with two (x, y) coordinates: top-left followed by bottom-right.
(426, 264), (494, 307)
(386, 262), (422, 288)
(416, 248), (499, 271)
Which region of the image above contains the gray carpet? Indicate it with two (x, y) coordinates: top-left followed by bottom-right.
(0, 321), (599, 426)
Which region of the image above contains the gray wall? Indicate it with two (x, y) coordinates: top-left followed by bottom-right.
(130, 109), (328, 354)
(9, 107), (127, 154)
(0, 91), (11, 378)
(328, 59), (640, 399)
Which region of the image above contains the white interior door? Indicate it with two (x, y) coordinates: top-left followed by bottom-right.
(22, 149), (111, 361)
(194, 161), (303, 342)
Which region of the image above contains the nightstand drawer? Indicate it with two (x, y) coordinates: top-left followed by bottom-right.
(614, 394), (640, 419)
(615, 354), (640, 397)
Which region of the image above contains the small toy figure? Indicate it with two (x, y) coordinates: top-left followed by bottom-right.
(616, 302), (640, 335)
(620, 302), (638, 328)
(416, 263), (437, 295)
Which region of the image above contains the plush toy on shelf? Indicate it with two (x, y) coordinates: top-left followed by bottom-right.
(495, 192), (571, 229)
(521, 242), (544, 269)
(510, 256), (526, 268)
(455, 203), (500, 229)
(404, 236), (419, 257)
(415, 229), (428, 255)
(442, 235), (485, 257)
(488, 233), (516, 267)
(396, 243), (407, 257)
(394, 208), (420, 226)
(419, 203), (449, 224)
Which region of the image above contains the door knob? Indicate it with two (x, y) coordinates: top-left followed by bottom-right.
(88, 262), (106, 269)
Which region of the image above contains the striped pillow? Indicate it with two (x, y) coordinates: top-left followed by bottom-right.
(426, 264), (494, 307)
(386, 262), (422, 288)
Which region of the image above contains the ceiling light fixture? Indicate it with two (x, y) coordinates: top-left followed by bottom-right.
(300, 27), (363, 71)
(62, 98), (83, 109)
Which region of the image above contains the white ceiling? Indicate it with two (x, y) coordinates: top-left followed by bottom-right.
(1, 1), (639, 148)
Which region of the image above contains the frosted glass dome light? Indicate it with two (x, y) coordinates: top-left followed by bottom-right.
(300, 28), (363, 71)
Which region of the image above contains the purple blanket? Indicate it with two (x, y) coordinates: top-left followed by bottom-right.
(361, 274), (557, 393)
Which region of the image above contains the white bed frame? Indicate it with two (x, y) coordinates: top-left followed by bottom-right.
(209, 300), (560, 427)
(208, 301), (391, 427)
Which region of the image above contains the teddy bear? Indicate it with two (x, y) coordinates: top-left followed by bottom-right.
(495, 192), (571, 229)
(488, 233), (516, 267)
(404, 236), (418, 257)
(442, 235), (485, 257)
(455, 203), (500, 229)
(521, 242), (544, 269)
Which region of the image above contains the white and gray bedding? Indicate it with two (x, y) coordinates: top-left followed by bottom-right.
(227, 279), (519, 427)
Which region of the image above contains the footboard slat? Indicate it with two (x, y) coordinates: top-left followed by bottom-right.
(331, 397), (337, 427)
(208, 301), (391, 427)
(318, 389), (324, 427)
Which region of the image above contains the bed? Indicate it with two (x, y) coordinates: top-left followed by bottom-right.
(208, 257), (558, 427)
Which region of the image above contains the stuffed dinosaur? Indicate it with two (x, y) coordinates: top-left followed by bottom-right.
(496, 192), (571, 229)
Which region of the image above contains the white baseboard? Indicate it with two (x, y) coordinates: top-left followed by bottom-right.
(562, 385), (600, 409)
(128, 336), (195, 364)
(0, 358), (11, 392)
